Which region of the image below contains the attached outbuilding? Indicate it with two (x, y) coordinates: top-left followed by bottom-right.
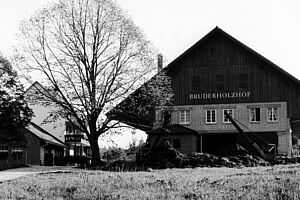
(0, 122), (67, 168)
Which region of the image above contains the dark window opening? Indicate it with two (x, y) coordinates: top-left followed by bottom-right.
(173, 139), (181, 148)
(250, 108), (260, 122)
(255, 108), (260, 121)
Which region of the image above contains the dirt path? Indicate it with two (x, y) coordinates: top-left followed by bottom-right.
(0, 166), (79, 182)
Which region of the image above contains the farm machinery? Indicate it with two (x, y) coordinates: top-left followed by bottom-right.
(224, 111), (275, 161)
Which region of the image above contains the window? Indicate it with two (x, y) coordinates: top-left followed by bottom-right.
(268, 107), (278, 122)
(179, 110), (191, 124)
(12, 147), (23, 153)
(66, 123), (72, 134)
(66, 123), (80, 135)
(173, 139), (181, 148)
(223, 109), (234, 123)
(0, 146), (8, 160)
(250, 108), (261, 122)
(0, 146), (8, 153)
(206, 109), (216, 124)
(12, 147), (23, 160)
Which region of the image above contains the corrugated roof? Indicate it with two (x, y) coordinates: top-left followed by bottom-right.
(26, 123), (67, 148)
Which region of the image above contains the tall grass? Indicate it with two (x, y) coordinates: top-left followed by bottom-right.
(1, 164), (300, 199)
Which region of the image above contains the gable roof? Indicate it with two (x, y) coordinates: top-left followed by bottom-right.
(166, 26), (300, 85)
(26, 122), (67, 148)
(108, 26), (300, 129)
(24, 81), (54, 98)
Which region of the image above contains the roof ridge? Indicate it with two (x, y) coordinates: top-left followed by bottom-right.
(166, 26), (300, 85)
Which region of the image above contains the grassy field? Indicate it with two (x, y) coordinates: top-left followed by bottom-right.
(1, 164), (300, 199)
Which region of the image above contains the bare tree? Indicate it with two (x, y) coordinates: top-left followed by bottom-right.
(15, 0), (172, 166)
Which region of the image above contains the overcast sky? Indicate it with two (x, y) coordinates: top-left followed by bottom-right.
(1, 0), (300, 147)
(1, 0), (300, 80)
(116, 0), (300, 79)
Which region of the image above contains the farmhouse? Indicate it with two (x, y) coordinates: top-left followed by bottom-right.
(110, 27), (300, 156)
(0, 122), (66, 168)
(24, 82), (91, 162)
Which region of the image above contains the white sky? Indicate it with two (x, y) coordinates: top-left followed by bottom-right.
(1, 0), (300, 147)
(116, 0), (300, 79)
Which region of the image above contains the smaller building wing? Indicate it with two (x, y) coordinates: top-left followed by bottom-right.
(26, 122), (67, 148)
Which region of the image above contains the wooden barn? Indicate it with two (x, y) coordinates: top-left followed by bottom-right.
(109, 27), (300, 156)
(0, 122), (67, 169)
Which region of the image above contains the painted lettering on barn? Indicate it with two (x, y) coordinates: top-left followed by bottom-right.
(189, 92), (251, 100)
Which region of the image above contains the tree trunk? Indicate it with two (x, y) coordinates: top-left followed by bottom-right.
(89, 122), (102, 167)
(90, 138), (101, 167)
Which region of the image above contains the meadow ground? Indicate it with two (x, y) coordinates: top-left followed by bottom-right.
(1, 164), (300, 199)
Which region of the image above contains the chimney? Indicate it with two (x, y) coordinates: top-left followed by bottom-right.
(157, 54), (163, 72)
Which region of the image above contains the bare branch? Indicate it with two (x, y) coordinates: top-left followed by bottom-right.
(15, 0), (172, 166)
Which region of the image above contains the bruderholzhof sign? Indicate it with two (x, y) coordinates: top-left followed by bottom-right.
(189, 91), (251, 100)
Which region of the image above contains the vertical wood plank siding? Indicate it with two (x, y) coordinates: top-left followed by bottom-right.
(168, 32), (300, 120)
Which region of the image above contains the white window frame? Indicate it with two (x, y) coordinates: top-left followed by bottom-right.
(0, 146), (8, 153)
(223, 109), (234, 123)
(179, 110), (191, 125)
(267, 107), (279, 122)
(206, 109), (216, 124)
(250, 108), (261, 122)
(12, 147), (23, 153)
